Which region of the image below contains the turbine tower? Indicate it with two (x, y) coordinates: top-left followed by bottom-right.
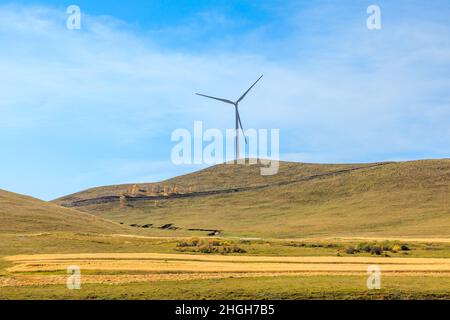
(196, 75), (263, 161)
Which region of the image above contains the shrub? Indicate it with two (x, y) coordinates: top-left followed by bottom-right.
(198, 245), (217, 254)
(176, 237), (201, 247)
(345, 247), (358, 254)
(286, 242), (305, 247)
(370, 246), (383, 255)
(391, 243), (410, 252)
(357, 243), (372, 253)
(176, 238), (246, 254)
(221, 246), (232, 254)
(306, 243), (323, 248)
(380, 241), (393, 251)
(400, 244), (411, 251)
(232, 245), (247, 253)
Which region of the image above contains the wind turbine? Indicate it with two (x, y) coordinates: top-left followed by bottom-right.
(196, 75), (263, 161)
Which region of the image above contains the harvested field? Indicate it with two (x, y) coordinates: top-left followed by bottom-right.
(7, 252), (450, 265)
(4, 253), (450, 288)
(0, 272), (298, 287)
(3, 271), (450, 288)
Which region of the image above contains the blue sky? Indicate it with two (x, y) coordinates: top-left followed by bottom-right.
(1, 0), (450, 200)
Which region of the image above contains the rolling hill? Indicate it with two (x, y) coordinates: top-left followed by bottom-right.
(54, 159), (450, 239)
(0, 189), (126, 234)
(55, 161), (385, 204)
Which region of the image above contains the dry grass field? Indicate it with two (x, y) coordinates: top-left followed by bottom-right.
(1, 159), (450, 299)
(0, 189), (127, 234)
(1, 235), (450, 299)
(5, 252), (450, 275)
(1, 246), (450, 299)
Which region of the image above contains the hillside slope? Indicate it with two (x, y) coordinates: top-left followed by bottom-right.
(0, 189), (126, 234)
(54, 161), (384, 205)
(53, 159), (450, 238)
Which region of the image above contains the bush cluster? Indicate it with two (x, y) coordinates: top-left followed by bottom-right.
(344, 241), (411, 256)
(176, 237), (247, 254)
(287, 242), (339, 248)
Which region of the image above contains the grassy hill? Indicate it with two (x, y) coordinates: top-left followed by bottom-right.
(0, 189), (126, 234)
(53, 159), (450, 239)
(55, 161), (383, 203)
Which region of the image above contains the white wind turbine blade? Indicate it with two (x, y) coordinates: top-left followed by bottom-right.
(236, 74), (263, 104)
(237, 110), (248, 144)
(195, 93), (235, 105)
